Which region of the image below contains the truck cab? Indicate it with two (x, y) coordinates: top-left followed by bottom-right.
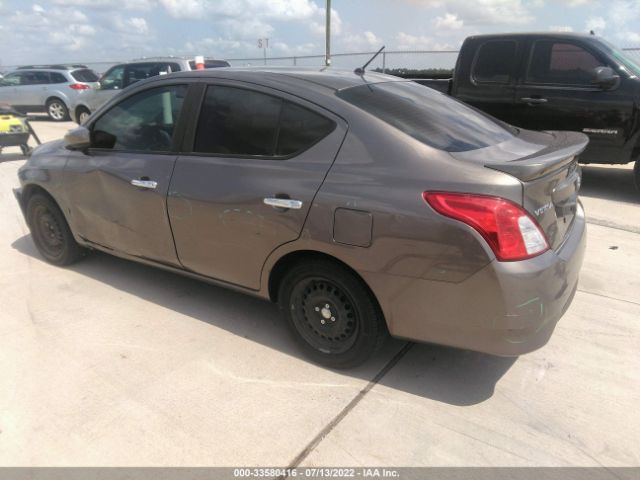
(419, 33), (640, 178)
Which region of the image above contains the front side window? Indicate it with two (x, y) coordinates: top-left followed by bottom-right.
(0, 73), (22, 86)
(473, 41), (517, 84)
(194, 85), (335, 157)
(100, 65), (125, 90)
(527, 41), (605, 86)
(92, 85), (187, 152)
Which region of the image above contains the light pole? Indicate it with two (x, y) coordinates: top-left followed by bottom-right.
(325, 0), (331, 66)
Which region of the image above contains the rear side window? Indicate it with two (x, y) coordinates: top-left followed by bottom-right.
(50, 72), (67, 83)
(71, 69), (99, 83)
(527, 41), (605, 86)
(21, 72), (50, 85)
(337, 81), (514, 152)
(194, 86), (335, 157)
(473, 41), (517, 83)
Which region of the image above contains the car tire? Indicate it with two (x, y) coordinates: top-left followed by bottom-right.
(634, 160), (640, 191)
(26, 193), (85, 266)
(278, 260), (388, 369)
(46, 98), (69, 122)
(76, 106), (91, 124)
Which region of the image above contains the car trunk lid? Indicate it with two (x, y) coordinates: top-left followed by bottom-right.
(451, 130), (588, 250)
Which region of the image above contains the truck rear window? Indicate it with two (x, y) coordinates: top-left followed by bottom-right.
(337, 81), (514, 152)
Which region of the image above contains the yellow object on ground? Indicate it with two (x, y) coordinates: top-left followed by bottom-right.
(0, 114), (27, 134)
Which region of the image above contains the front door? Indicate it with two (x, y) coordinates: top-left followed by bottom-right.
(514, 40), (634, 160)
(167, 83), (346, 289)
(64, 83), (190, 265)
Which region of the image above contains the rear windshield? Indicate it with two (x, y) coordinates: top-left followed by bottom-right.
(337, 81), (514, 152)
(71, 69), (99, 82)
(188, 60), (231, 69)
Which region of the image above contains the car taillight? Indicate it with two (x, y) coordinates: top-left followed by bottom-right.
(69, 83), (90, 90)
(422, 192), (549, 261)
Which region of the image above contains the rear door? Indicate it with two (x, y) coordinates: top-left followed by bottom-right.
(514, 39), (633, 151)
(167, 82), (346, 289)
(64, 83), (191, 265)
(455, 39), (522, 125)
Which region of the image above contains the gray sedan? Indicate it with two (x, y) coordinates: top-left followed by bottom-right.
(13, 67), (587, 368)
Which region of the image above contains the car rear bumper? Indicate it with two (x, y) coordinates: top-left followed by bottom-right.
(363, 202), (587, 356)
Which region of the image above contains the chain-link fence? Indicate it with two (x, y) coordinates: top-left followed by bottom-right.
(3, 48), (639, 76)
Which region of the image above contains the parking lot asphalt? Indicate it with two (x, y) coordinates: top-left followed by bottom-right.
(0, 117), (638, 467)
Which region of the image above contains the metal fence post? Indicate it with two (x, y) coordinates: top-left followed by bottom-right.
(382, 51), (386, 73)
(293, 56), (297, 66)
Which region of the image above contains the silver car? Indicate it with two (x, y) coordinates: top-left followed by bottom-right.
(0, 65), (99, 121)
(70, 57), (230, 124)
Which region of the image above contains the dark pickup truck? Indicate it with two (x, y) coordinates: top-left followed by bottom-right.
(415, 33), (640, 187)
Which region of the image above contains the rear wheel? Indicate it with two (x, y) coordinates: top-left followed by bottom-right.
(26, 193), (85, 265)
(76, 106), (91, 124)
(46, 98), (69, 122)
(278, 260), (387, 369)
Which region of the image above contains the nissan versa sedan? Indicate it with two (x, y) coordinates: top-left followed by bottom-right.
(13, 68), (587, 368)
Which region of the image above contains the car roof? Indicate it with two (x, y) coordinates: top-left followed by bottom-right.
(165, 66), (404, 91)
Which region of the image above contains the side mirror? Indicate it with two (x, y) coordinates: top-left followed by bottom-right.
(64, 126), (91, 151)
(592, 66), (620, 90)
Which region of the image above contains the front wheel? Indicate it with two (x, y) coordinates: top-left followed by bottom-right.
(46, 98), (69, 122)
(76, 106), (91, 124)
(278, 260), (387, 369)
(26, 193), (85, 265)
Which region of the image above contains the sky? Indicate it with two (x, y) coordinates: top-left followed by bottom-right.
(0, 0), (639, 69)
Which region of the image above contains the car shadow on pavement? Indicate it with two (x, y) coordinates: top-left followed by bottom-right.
(0, 152), (27, 163)
(580, 165), (638, 204)
(11, 234), (516, 406)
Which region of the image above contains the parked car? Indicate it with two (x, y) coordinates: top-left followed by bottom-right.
(414, 32), (640, 188)
(0, 65), (99, 121)
(70, 56), (230, 124)
(14, 67), (587, 368)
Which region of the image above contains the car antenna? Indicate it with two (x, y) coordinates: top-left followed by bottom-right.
(354, 45), (385, 76)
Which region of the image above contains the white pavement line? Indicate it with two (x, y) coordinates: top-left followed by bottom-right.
(586, 218), (640, 235)
(577, 288), (640, 307)
(279, 342), (414, 478)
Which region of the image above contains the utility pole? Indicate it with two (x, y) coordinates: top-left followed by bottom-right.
(325, 0), (331, 66)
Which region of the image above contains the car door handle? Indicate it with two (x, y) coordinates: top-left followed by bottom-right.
(263, 197), (303, 209)
(521, 97), (548, 105)
(131, 179), (157, 189)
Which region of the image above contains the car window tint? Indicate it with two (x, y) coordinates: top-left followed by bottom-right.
(125, 63), (181, 87)
(527, 41), (604, 85)
(337, 81), (514, 152)
(473, 41), (517, 83)
(100, 65), (125, 90)
(21, 72), (50, 85)
(189, 60), (231, 69)
(50, 72), (67, 84)
(276, 102), (335, 156)
(92, 85), (187, 152)
(194, 86), (282, 156)
(71, 69), (99, 83)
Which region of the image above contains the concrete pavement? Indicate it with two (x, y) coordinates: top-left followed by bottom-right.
(0, 117), (638, 467)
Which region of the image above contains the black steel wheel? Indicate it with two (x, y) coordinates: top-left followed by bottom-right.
(279, 260), (387, 368)
(26, 193), (85, 266)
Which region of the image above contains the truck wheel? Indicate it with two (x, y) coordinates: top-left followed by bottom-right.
(26, 193), (85, 266)
(634, 161), (640, 191)
(46, 98), (69, 122)
(278, 260), (387, 369)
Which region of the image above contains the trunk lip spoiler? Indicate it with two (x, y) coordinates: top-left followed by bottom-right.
(484, 131), (589, 182)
